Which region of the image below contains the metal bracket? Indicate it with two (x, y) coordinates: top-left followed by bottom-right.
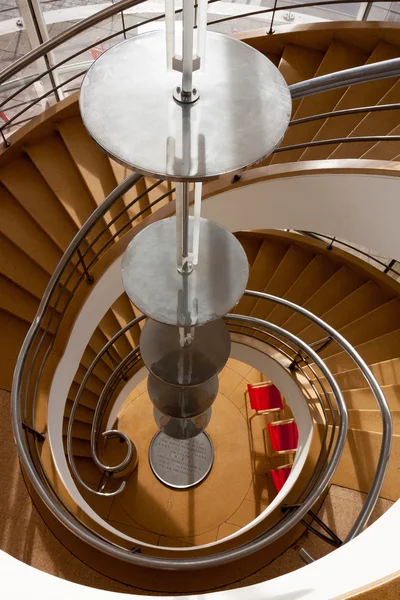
(283, 505), (342, 548)
(22, 422), (46, 442)
(77, 248), (94, 285)
(288, 336), (332, 370)
(172, 55), (200, 73)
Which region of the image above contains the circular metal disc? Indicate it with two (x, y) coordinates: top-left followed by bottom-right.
(149, 430), (214, 488)
(80, 30), (292, 181)
(122, 217), (249, 326)
(153, 407), (211, 440)
(142, 318), (230, 386)
(148, 373), (218, 417)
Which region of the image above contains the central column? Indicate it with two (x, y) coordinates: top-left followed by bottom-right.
(79, 0), (291, 489)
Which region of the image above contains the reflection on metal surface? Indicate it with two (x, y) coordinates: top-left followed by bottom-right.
(121, 217), (249, 326)
(149, 430), (214, 487)
(80, 30), (291, 181)
(153, 406), (212, 440)
(148, 372), (219, 418)
(141, 318), (230, 386)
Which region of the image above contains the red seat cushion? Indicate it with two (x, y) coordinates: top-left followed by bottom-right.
(270, 466), (292, 492)
(267, 421), (298, 452)
(247, 383), (283, 412)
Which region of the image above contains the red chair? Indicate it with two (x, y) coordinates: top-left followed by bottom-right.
(270, 464), (292, 492)
(246, 382), (284, 418)
(267, 419), (298, 454)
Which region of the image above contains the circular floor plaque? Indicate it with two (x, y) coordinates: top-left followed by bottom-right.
(148, 431), (214, 489)
(80, 30), (292, 181)
(121, 216), (249, 326)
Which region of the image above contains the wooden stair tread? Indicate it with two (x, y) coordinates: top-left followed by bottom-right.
(278, 43), (324, 118)
(0, 233), (53, 301)
(250, 244), (314, 321)
(359, 123), (400, 161)
(0, 155), (79, 252)
(268, 255), (344, 329)
(111, 294), (141, 348)
(299, 41), (400, 162)
(64, 436), (92, 457)
(25, 133), (113, 254)
(65, 399), (95, 425)
(73, 365), (105, 396)
(329, 79), (400, 159)
(63, 418), (92, 440)
(68, 383), (98, 411)
(235, 234), (262, 268)
(332, 408), (400, 434)
(58, 117), (129, 238)
(297, 280), (391, 345)
(270, 40), (369, 164)
(234, 238), (289, 316)
(320, 298), (400, 358)
(0, 183), (63, 277)
(332, 426), (399, 500)
(0, 274), (56, 333)
(0, 311), (30, 390)
(98, 310), (133, 360)
(324, 329), (400, 375)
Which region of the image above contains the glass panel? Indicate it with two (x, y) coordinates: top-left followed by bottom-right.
(208, 0), (363, 35)
(367, 1), (400, 22)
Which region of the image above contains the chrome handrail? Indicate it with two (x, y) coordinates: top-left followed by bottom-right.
(79, 316), (336, 499)
(242, 291), (393, 540)
(11, 170), (391, 568)
(290, 57), (400, 98)
(67, 316), (144, 497)
(0, 1), (398, 139)
(0, 0), (392, 86)
(64, 309), (346, 559)
(294, 230), (400, 278)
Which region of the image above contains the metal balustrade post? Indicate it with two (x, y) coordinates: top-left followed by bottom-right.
(268, 0), (278, 34)
(1, 128), (10, 148)
(77, 248), (94, 284)
(121, 10), (127, 40)
(17, 0), (63, 103)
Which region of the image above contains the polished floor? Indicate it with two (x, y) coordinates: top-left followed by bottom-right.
(104, 359), (283, 547)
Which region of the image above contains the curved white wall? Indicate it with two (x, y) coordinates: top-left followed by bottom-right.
(1, 500), (399, 600)
(39, 170), (400, 590)
(201, 173), (400, 260)
(47, 170), (400, 547)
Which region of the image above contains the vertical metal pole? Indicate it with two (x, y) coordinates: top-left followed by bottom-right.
(17, 0), (63, 102)
(182, 0), (195, 93)
(268, 0), (278, 35)
(121, 10), (127, 40)
(181, 182), (190, 268)
(1, 128), (10, 148)
(77, 248), (94, 284)
(357, 2), (373, 21)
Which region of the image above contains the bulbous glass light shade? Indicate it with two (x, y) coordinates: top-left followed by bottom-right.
(153, 407), (211, 440)
(148, 372), (218, 418)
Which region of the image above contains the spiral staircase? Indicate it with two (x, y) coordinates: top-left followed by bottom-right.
(0, 9), (400, 600)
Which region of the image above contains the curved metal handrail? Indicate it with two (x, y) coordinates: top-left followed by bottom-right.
(67, 316), (144, 496)
(12, 202), (391, 569)
(79, 315), (336, 499)
(241, 291), (393, 541)
(64, 309), (346, 557)
(0, 1), (399, 138)
(0, 0), (392, 87)
(294, 230), (400, 278)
